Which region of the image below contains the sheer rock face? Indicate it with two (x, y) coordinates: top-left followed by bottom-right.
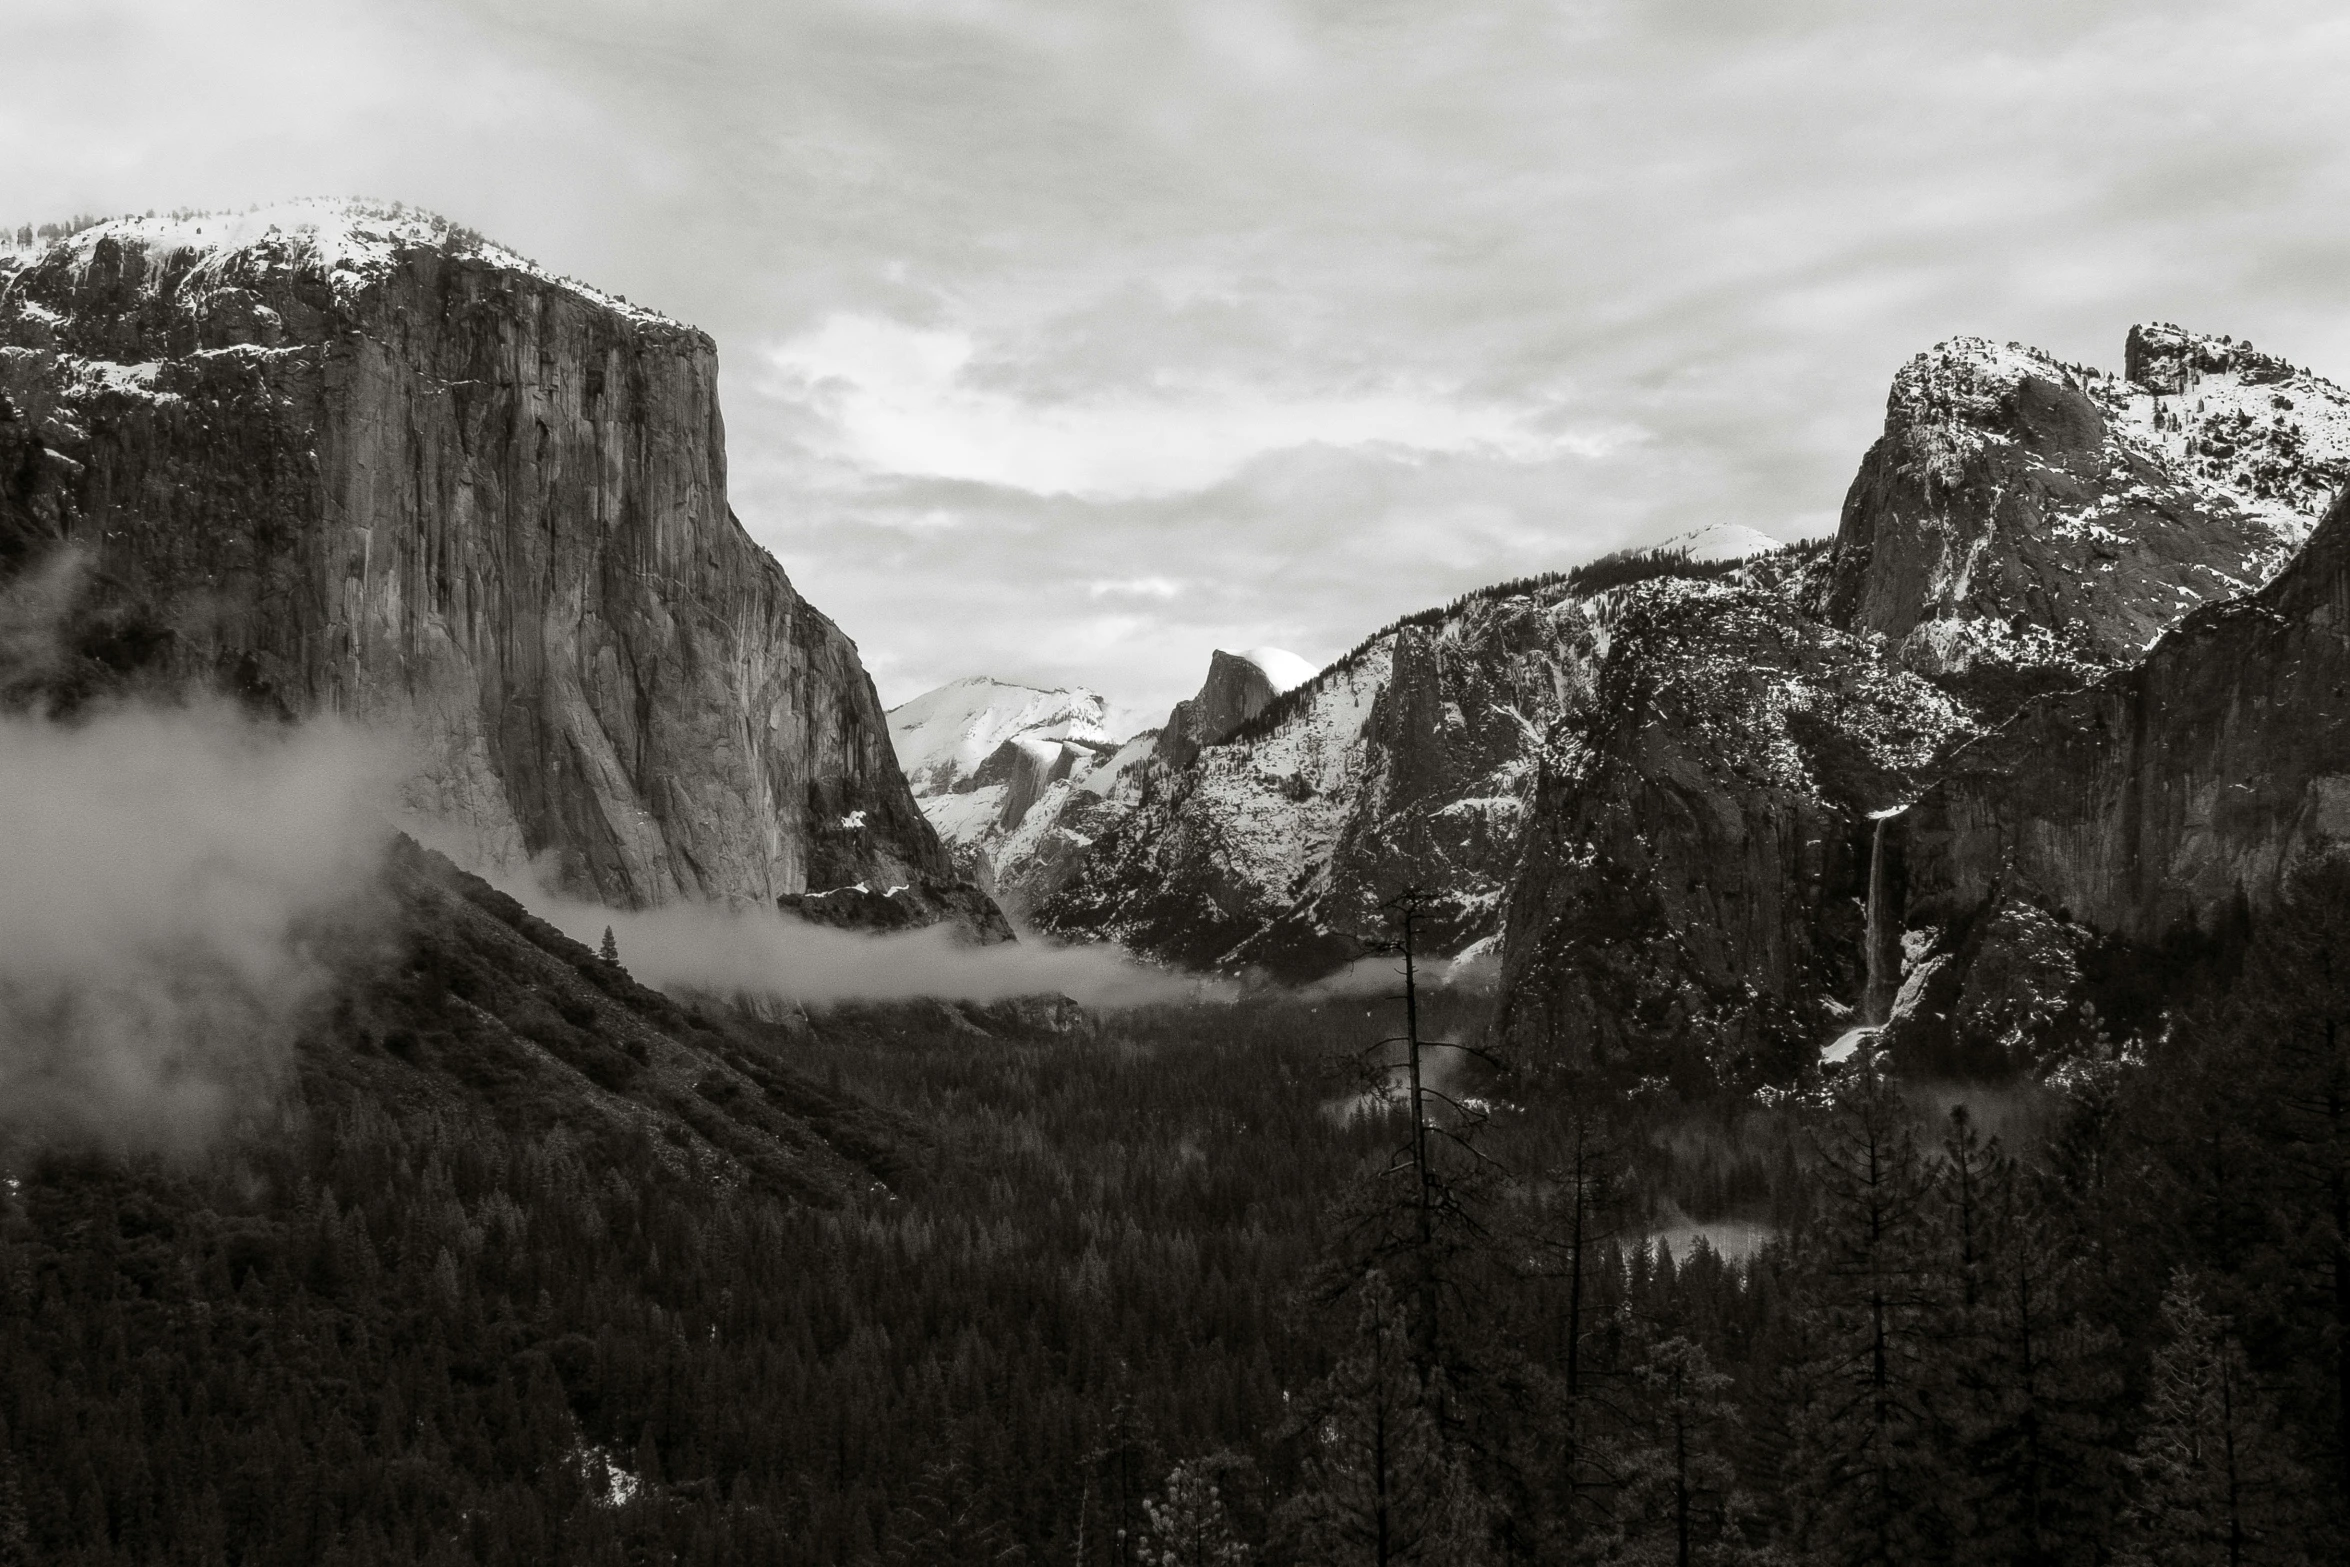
(1894, 482), (2350, 955)
(1038, 591), (1596, 978)
(1491, 564), (1971, 1083)
(1153, 650), (1290, 770)
(1819, 331), (2350, 702)
(0, 205), (995, 932)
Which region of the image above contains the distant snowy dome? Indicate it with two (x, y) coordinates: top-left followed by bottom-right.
(1235, 647), (1318, 694)
(887, 676), (1119, 796)
(1654, 523), (1788, 562)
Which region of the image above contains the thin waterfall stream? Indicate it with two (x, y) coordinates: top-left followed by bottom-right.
(1826, 808), (1905, 1066)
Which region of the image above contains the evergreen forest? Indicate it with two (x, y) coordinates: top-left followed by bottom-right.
(8, 861), (2350, 1566)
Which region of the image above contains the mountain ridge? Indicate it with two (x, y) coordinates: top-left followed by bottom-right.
(1498, 323), (2350, 1079)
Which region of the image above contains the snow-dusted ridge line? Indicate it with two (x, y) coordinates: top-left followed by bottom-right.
(1214, 537), (1813, 753)
(0, 198), (679, 328)
(1894, 329), (2350, 538)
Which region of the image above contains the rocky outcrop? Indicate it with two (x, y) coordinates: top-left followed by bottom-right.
(1820, 331), (2350, 709)
(1038, 585), (1602, 977)
(0, 202), (996, 932)
(1495, 325), (2350, 1084)
(1883, 480), (2350, 1029)
(1492, 558), (1971, 1085)
(1153, 648), (1315, 769)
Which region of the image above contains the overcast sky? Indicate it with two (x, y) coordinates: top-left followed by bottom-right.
(9, 0), (2350, 716)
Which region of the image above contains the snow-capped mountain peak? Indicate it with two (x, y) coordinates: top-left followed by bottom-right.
(1651, 523), (1789, 563)
(887, 676), (1121, 798)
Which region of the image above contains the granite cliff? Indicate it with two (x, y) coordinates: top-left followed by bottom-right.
(1819, 329), (2349, 702)
(0, 202), (996, 932)
(1494, 326), (2350, 1082)
(1492, 553), (1968, 1086)
(1152, 648), (1317, 770)
(1875, 480), (2350, 1071)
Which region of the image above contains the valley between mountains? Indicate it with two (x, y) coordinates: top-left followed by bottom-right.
(899, 322), (2350, 1088)
(10, 204), (2350, 1563)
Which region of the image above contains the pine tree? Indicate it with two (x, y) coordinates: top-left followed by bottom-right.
(1279, 1270), (1492, 1567)
(1342, 888), (1503, 1372)
(1781, 1070), (1953, 1567)
(1933, 1111), (2122, 1565)
(0, 1416), (31, 1567)
(1533, 1104), (1629, 1551)
(2227, 857), (2350, 1537)
(1314, 889), (1522, 1555)
(2115, 1274), (2310, 1567)
(1082, 1389), (1161, 1567)
(1141, 1455), (1253, 1567)
(600, 926), (619, 965)
(881, 1452), (1025, 1567)
(1604, 1335), (1759, 1566)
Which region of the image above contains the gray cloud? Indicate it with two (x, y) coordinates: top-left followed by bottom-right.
(10, 0), (2350, 712)
(0, 703), (395, 1158)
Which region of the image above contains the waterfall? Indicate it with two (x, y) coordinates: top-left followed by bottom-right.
(1825, 811), (1905, 1067)
(1861, 812), (1899, 1026)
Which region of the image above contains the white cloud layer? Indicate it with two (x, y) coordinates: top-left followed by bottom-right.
(10, 0), (2350, 712)
(764, 312), (1616, 497)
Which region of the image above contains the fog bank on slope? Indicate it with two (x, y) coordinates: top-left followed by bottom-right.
(515, 885), (1226, 1012)
(0, 705), (394, 1156)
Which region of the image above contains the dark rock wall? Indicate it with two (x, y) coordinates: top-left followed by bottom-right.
(1493, 570), (1968, 1084)
(0, 219), (984, 926)
(1896, 482), (2350, 946)
(1152, 649), (1284, 770)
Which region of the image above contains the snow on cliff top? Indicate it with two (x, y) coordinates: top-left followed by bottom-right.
(4, 199), (676, 326)
(1235, 647), (1318, 694)
(888, 676), (1119, 795)
(1891, 328), (2350, 542)
(2096, 326), (2350, 536)
(1888, 336), (2071, 424)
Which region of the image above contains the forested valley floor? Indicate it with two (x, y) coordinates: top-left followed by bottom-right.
(9, 869), (2350, 1565)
